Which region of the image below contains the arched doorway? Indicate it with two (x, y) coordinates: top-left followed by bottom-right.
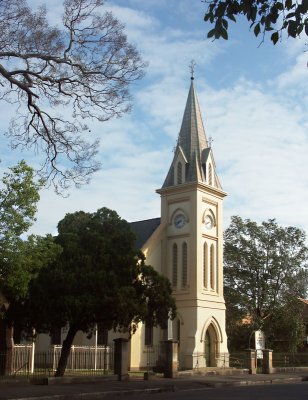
(204, 324), (217, 367)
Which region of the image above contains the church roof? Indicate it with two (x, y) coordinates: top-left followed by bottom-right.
(162, 78), (222, 189)
(130, 217), (161, 250)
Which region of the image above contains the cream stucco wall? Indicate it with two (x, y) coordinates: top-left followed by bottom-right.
(128, 175), (229, 370)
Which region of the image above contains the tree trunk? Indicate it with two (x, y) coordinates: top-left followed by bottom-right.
(0, 319), (7, 375)
(0, 319), (14, 376)
(55, 325), (78, 377)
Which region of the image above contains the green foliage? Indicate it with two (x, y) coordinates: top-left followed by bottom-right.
(203, 0), (308, 44)
(263, 298), (306, 352)
(4, 235), (61, 303)
(4, 235), (62, 337)
(0, 160), (41, 240)
(227, 321), (252, 351)
(0, 162), (60, 354)
(28, 208), (176, 360)
(0, 161), (42, 299)
(224, 216), (308, 352)
(134, 263), (177, 329)
(27, 207), (176, 375)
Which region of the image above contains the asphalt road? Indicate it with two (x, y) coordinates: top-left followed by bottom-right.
(126, 382), (308, 400)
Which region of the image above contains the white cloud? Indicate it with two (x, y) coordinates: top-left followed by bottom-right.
(198, 78), (308, 232)
(106, 4), (159, 31)
(275, 52), (308, 97)
(2, 0), (307, 240)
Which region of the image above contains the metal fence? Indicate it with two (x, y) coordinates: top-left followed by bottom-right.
(52, 345), (113, 372)
(229, 352), (246, 368)
(273, 352), (308, 368)
(229, 351), (308, 369)
(144, 344), (162, 370)
(0, 344), (114, 379)
(13, 344), (35, 374)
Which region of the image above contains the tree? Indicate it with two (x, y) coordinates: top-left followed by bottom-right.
(0, 160), (42, 292)
(0, 159), (47, 302)
(0, 161), (61, 372)
(224, 216), (308, 351)
(0, 160), (40, 241)
(0, 160), (41, 304)
(0, 0), (146, 192)
(28, 207), (176, 377)
(262, 297), (305, 352)
(0, 234), (61, 375)
(1, 235), (62, 334)
(202, 0), (308, 45)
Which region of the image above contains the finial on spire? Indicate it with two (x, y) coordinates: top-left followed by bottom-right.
(189, 60), (196, 80)
(173, 135), (180, 153)
(208, 136), (214, 147)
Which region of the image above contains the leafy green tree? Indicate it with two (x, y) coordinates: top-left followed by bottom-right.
(202, 0), (308, 44)
(0, 234), (61, 374)
(2, 235), (62, 336)
(0, 160), (42, 304)
(0, 160), (40, 241)
(28, 207), (176, 377)
(0, 161), (61, 373)
(0, 0), (146, 191)
(224, 216), (308, 352)
(262, 297), (305, 352)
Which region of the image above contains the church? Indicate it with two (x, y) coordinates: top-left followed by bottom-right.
(21, 74), (229, 371)
(128, 75), (229, 370)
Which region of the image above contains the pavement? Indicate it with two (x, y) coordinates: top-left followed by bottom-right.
(0, 370), (308, 400)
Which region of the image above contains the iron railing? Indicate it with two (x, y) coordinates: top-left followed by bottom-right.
(273, 352), (308, 368)
(0, 344), (114, 379)
(229, 351), (308, 369)
(229, 352), (246, 368)
(144, 344), (161, 369)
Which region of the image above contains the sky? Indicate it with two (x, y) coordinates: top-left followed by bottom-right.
(1, 0), (308, 238)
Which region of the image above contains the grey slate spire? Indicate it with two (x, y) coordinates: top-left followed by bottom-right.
(162, 78), (222, 189)
(178, 78), (208, 158)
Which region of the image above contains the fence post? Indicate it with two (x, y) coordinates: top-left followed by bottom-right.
(103, 346), (108, 372)
(245, 349), (257, 374)
(71, 345), (75, 370)
(113, 338), (129, 381)
(30, 342), (35, 374)
(262, 349), (273, 374)
(164, 340), (178, 378)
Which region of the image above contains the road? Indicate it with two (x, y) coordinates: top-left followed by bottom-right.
(125, 382), (308, 400)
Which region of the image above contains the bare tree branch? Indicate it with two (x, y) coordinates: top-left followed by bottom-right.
(0, 0), (146, 192)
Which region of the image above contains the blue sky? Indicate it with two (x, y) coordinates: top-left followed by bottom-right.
(1, 0), (307, 237)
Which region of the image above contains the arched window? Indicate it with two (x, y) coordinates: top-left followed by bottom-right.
(208, 163), (213, 186)
(182, 242), (188, 288)
(202, 163), (206, 181)
(172, 243), (178, 288)
(203, 242), (208, 289)
(177, 162), (182, 184)
(210, 244), (215, 290)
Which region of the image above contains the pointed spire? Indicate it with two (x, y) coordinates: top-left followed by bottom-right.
(162, 75), (222, 190)
(178, 79), (208, 162)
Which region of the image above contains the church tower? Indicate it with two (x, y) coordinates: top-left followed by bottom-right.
(156, 75), (229, 368)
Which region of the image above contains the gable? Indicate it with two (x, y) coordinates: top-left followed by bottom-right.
(130, 218), (161, 250)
